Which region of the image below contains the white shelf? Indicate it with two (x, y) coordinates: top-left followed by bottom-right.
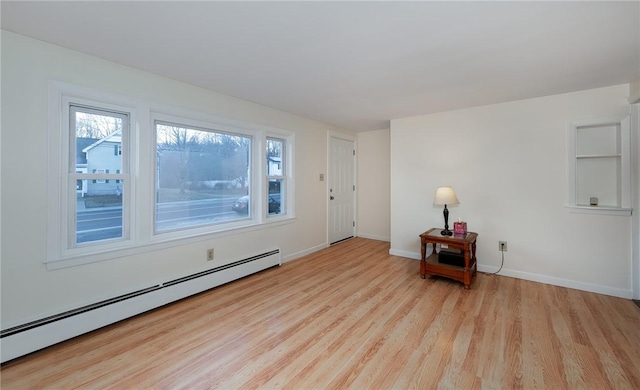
(565, 205), (632, 216)
(576, 154), (621, 159)
(568, 116), (630, 214)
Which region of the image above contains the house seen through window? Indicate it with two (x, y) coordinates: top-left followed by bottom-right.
(50, 83), (293, 267)
(71, 105), (127, 246)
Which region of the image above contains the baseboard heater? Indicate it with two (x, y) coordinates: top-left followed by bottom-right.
(1, 249), (281, 363)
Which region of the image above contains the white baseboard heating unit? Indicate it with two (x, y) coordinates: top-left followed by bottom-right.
(1, 249), (281, 363)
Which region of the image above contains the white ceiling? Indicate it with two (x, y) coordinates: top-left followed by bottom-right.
(2, 1), (639, 131)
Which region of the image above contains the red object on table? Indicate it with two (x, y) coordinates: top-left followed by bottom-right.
(453, 221), (467, 234)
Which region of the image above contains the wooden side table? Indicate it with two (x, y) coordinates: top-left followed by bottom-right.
(420, 228), (478, 289)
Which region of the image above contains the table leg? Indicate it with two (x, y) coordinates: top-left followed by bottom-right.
(420, 239), (426, 279)
(471, 241), (477, 276)
(463, 249), (471, 289)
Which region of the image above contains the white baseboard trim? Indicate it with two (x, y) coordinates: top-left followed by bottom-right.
(392, 250), (632, 299)
(356, 233), (390, 242)
(389, 248), (421, 260)
(282, 243), (328, 263)
(1, 250), (281, 363)
(477, 264), (633, 299)
(283, 236), (395, 264)
(285, 236), (391, 264)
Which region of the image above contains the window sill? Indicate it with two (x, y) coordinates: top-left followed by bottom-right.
(45, 216), (296, 270)
(566, 205), (632, 216)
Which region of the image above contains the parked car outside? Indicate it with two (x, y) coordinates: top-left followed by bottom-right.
(231, 195), (249, 214)
(231, 194), (281, 214)
(268, 193), (281, 214)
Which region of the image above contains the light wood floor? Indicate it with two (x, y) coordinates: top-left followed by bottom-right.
(2, 238), (640, 389)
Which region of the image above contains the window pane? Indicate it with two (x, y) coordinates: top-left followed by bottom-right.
(268, 179), (284, 215)
(155, 123), (251, 232)
(73, 109), (122, 175)
(267, 138), (285, 216)
(76, 180), (124, 244)
(266, 138), (284, 176)
(72, 106), (126, 246)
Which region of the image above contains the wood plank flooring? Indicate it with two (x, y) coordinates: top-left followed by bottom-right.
(2, 238), (640, 389)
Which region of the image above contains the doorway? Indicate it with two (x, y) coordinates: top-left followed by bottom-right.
(328, 135), (356, 244)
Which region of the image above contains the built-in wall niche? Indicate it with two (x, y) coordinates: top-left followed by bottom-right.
(567, 116), (631, 215)
(576, 123), (621, 206)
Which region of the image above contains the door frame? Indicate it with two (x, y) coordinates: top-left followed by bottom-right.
(327, 131), (357, 245)
(631, 103), (639, 299)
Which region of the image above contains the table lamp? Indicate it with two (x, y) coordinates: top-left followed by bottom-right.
(433, 186), (460, 236)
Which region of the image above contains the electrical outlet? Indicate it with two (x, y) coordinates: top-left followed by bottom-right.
(207, 248), (214, 261)
(499, 241), (507, 252)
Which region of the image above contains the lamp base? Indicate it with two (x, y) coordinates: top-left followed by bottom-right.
(440, 204), (453, 236)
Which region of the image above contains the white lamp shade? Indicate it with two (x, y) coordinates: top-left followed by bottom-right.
(433, 186), (460, 205)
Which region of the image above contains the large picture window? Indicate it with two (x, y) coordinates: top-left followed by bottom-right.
(48, 83), (293, 269)
(154, 121), (251, 233)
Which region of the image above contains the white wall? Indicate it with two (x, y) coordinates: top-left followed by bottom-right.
(390, 85), (634, 298)
(0, 31), (355, 328)
(356, 129), (390, 241)
(630, 78), (640, 104)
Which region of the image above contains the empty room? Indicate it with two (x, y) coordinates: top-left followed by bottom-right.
(1, 1), (640, 389)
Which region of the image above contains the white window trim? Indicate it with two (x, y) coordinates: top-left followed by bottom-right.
(566, 115), (632, 216)
(149, 111), (261, 241)
(46, 81), (295, 270)
(67, 106), (132, 250)
(265, 134), (295, 220)
(47, 82), (138, 264)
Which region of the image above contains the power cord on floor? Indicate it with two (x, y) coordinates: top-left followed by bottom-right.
(485, 248), (505, 275)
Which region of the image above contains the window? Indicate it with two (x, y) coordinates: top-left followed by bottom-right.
(267, 137), (286, 216)
(93, 169), (107, 184)
(76, 170), (84, 192)
(567, 116), (631, 215)
(69, 104), (129, 246)
(48, 82), (293, 268)
(154, 120), (251, 233)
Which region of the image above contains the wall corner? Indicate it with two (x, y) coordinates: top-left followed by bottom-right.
(630, 78), (640, 104)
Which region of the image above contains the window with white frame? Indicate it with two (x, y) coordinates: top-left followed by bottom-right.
(48, 83), (293, 268)
(69, 104), (129, 246)
(154, 120), (251, 233)
(266, 137), (286, 216)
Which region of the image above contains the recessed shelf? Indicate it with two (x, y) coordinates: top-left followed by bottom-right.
(567, 116), (630, 214)
(576, 154), (621, 159)
(565, 205), (632, 216)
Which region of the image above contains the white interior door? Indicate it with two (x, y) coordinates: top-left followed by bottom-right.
(329, 136), (355, 244)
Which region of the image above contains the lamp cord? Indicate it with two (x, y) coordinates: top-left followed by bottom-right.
(486, 250), (504, 275)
